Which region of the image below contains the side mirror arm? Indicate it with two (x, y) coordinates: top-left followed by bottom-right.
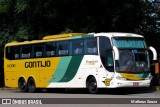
(148, 46), (157, 60)
(113, 46), (119, 60)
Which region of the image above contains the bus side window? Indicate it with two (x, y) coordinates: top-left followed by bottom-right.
(46, 42), (56, 57)
(71, 39), (84, 55)
(57, 41), (69, 56)
(99, 37), (113, 72)
(6, 47), (11, 59)
(34, 44), (43, 58)
(6, 46), (20, 60)
(84, 38), (97, 55)
(14, 47), (20, 59)
(21, 45), (32, 58)
(106, 51), (114, 67)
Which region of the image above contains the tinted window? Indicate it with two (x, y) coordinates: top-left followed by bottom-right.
(71, 39), (84, 55)
(21, 45), (32, 58)
(99, 37), (113, 72)
(46, 42), (56, 57)
(57, 41), (69, 56)
(34, 44), (43, 58)
(84, 38), (97, 55)
(6, 46), (20, 60)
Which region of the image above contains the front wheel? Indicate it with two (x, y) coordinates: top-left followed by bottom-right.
(86, 77), (99, 94)
(28, 78), (36, 93)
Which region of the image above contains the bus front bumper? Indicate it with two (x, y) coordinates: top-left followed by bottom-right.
(105, 79), (151, 88)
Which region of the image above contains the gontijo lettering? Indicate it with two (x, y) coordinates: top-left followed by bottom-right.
(25, 60), (51, 68)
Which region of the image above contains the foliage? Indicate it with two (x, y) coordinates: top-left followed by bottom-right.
(0, 0), (160, 52)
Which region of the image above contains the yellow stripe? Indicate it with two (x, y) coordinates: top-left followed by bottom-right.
(120, 73), (143, 80)
(37, 57), (61, 87)
(43, 33), (86, 40)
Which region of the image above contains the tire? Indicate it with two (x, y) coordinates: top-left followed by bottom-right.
(18, 78), (28, 92)
(28, 78), (36, 93)
(86, 77), (98, 94)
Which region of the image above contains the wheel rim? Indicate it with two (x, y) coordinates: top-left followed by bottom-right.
(89, 81), (97, 91)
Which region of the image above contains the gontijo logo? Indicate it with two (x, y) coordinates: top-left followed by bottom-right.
(25, 60), (51, 68)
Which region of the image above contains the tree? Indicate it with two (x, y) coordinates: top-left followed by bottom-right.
(0, 0), (159, 47)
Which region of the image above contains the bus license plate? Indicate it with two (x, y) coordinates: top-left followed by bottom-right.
(133, 82), (139, 86)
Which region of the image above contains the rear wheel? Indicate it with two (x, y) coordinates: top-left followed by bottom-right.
(28, 78), (36, 93)
(18, 78), (28, 92)
(86, 77), (98, 94)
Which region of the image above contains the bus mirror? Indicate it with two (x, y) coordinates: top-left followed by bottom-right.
(148, 46), (157, 60)
(113, 46), (119, 60)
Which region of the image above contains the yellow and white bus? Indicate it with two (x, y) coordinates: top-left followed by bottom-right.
(4, 32), (157, 94)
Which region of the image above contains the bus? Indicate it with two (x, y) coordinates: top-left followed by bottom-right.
(4, 32), (157, 94)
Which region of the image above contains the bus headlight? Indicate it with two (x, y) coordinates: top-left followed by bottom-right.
(116, 76), (127, 80)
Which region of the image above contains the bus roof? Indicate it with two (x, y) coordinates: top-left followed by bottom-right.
(5, 32), (144, 47)
(5, 33), (88, 46)
(43, 33), (87, 40)
(94, 32), (144, 38)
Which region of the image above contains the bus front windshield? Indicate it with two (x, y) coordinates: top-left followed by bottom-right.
(112, 37), (150, 73)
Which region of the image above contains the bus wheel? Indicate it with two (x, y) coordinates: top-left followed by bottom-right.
(86, 77), (98, 94)
(18, 78), (28, 92)
(28, 78), (36, 93)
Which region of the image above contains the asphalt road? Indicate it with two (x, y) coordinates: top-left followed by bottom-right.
(0, 87), (160, 107)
